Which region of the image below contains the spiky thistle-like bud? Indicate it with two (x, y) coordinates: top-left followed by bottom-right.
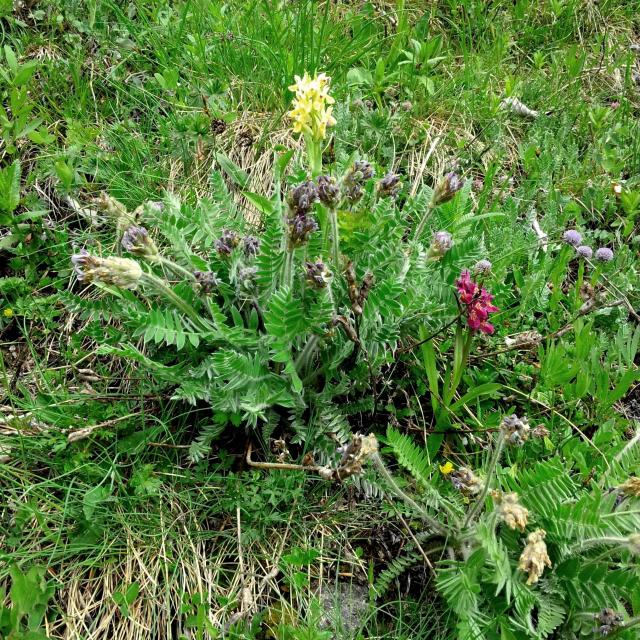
(71, 250), (142, 289)
(215, 229), (240, 256)
(193, 271), (220, 293)
(377, 172), (401, 198)
(305, 259), (332, 289)
(315, 175), (340, 208)
(432, 172), (464, 206)
(121, 225), (160, 262)
(501, 413), (531, 446)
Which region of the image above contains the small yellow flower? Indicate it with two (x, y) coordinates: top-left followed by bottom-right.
(3, 308), (14, 318)
(287, 72), (336, 141)
(439, 461), (454, 475)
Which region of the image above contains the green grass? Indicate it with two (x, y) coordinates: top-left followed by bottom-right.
(2, 0), (640, 638)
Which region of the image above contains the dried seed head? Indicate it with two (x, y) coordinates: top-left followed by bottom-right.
(450, 467), (483, 497)
(492, 491), (529, 532)
(618, 477), (640, 497)
(626, 533), (640, 555)
(432, 172), (464, 206)
(121, 225), (160, 262)
(595, 608), (624, 636)
(518, 529), (551, 585)
(333, 433), (379, 480)
(193, 270), (220, 293)
(71, 250), (142, 289)
(215, 229), (240, 256)
(501, 414), (531, 446)
(532, 424), (550, 439)
(315, 175), (340, 208)
(504, 331), (543, 349)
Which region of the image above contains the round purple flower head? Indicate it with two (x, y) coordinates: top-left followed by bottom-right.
(595, 247), (614, 262)
(576, 245), (593, 259)
(563, 230), (582, 247)
(474, 259), (492, 274)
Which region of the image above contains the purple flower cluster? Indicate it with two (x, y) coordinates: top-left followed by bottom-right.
(215, 229), (240, 256)
(215, 230), (261, 258)
(377, 172), (402, 198)
(456, 270), (499, 334)
(563, 229), (614, 263)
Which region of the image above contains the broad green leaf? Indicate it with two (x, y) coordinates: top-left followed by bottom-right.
(0, 160), (21, 213)
(214, 152), (249, 188)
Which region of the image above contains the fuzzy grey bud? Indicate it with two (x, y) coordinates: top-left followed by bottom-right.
(71, 250), (142, 289)
(121, 225), (160, 262)
(432, 172), (464, 205)
(194, 271), (220, 293)
(315, 175), (340, 208)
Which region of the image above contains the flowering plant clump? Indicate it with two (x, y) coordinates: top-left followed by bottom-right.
(456, 270), (499, 334)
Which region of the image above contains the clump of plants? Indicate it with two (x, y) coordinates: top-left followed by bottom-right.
(63, 72), (640, 640)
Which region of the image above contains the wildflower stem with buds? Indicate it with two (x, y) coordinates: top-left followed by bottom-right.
(464, 432), (505, 527)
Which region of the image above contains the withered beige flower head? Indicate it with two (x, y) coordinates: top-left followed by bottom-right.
(288, 72), (336, 141)
(627, 533), (640, 555)
(618, 477), (640, 497)
(71, 250), (143, 290)
(492, 491), (529, 532)
(95, 192), (136, 233)
(332, 433), (379, 481)
(518, 529), (551, 585)
(450, 467), (483, 498)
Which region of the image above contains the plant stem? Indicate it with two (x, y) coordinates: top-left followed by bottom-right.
(283, 249), (294, 290)
(141, 272), (209, 331)
(413, 201), (435, 242)
(372, 453), (451, 537)
(159, 257), (197, 282)
(328, 206), (340, 267)
(464, 432), (505, 528)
